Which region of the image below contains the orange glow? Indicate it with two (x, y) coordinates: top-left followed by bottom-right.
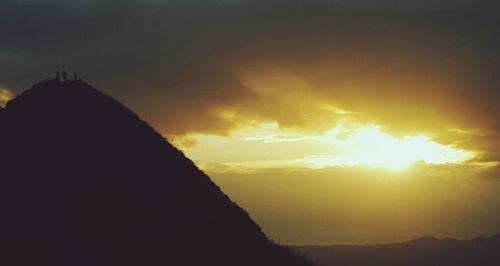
(176, 123), (477, 172)
(0, 88), (13, 106)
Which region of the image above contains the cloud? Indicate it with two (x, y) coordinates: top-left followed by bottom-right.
(0, 0), (499, 159)
(0, 88), (13, 106)
(182, 122), (480, 173)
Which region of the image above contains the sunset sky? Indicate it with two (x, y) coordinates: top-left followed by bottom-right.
(1, 0), (500, 244)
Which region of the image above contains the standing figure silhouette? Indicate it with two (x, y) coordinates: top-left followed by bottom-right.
(62, 70), (67, 81)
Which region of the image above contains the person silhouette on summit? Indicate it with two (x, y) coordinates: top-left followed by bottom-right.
(62, 70), (67, 81)
(56, 70), (60, 81)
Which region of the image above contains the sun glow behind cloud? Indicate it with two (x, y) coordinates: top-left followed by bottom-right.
(0, 88), (13, 106)
(303, 125), (476, 171)
(177, 122), (476, 172)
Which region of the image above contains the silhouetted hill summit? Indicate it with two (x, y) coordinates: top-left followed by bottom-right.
(0, 79), (312, 266)
(295, 234), (500, 266)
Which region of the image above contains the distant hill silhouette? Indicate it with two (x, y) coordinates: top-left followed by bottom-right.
(0, 79), (312, 266)
(295, 234), (500, 266)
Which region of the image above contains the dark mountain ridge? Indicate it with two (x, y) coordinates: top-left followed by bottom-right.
(0, 79), (312, 266)
(295, 234), (500, 266)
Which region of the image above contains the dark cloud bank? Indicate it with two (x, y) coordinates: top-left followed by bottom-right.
(0, 0), (498, 142)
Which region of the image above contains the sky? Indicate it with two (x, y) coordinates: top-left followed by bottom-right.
(1, 0), (500, 244)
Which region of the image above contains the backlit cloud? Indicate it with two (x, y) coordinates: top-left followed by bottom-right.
(179, 122), (479, 172)
(0, 88), (13, 106)
(0, 0), (498, 163)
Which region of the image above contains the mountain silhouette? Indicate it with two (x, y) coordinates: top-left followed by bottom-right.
(0, 79), (312, 266)
(295, 234), (500, 266)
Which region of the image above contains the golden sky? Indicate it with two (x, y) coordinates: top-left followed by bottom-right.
(171, 68), (500, 243)
(0, 88), (13, 106)
(2, 0), (499, 244)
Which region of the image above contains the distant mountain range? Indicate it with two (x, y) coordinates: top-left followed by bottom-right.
(295, 234), (500, 266)
(0, 79), (312, 266)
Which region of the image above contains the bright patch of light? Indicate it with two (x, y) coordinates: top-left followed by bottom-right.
(178, 123), (477, 172)
(306, 125), (475, 171)
(0, 88), (13, 106)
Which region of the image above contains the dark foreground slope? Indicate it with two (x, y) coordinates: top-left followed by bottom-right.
(296, 234), (500, 266)
(0, 79), (312, 266)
